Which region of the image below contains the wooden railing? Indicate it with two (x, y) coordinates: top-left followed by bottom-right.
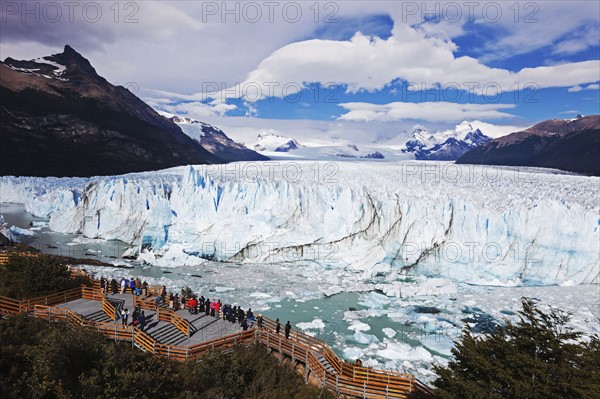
(255, 318), (419, 398)
(157, 307), (192, 337)
(132, 327), (156, 353)
(101, 297), (117, 321)
(81, 286), (105, 301)
(133, 295), (158, 311)
(0, 287), (82, 316)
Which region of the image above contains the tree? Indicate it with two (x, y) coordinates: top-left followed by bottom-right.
(0, 254), (70, 299)
(433, 298), (600, 398)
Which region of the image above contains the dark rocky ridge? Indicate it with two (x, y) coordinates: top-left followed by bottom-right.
(0, 45), (250, 177)
(457, 116), (600, 176)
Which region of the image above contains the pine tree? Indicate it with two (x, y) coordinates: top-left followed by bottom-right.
(432, 298), (599, 398)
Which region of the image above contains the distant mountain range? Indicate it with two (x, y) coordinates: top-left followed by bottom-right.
(0, 45), (264, 177)
(165, 115), (267, 162)
(457, 115), (600, 176)
(242, 121), (494, 161)
(401, 121), (492, 160)
(253, 130), (302, 152)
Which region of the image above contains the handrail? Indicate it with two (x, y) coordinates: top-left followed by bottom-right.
(157, 307), (192, 337)
(133, 295), (159, 311)
(81, 286), (105, 301)
(133, 326), (156, 353)
(0, 287), (82, 315)
(101, 297), (117, 321)
(170, 310), (191, 337)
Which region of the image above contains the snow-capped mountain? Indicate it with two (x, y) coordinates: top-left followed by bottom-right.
(253, 130), (302, 152)
(401, 121), (492, 160)
(163, 114), (268, 162)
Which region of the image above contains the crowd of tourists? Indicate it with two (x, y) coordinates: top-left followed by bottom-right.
(98, 276), (294, 339)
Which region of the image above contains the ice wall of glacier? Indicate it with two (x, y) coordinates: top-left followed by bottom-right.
(1, 162), (598, 286)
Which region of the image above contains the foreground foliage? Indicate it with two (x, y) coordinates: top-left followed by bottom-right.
(0, 254), (72, 299)
(433, 298), (600, 398)
(0, 316), (334, 399)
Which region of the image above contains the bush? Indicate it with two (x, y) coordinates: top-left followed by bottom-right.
(0, 315), (335, 399)
(432, 298), (600, 399)
(0, 254), (71, 299)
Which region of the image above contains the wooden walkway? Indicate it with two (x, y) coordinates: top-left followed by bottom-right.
(0, 271), (435, 399)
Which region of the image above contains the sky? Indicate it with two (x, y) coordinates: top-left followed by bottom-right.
(1, 0), (599, 140)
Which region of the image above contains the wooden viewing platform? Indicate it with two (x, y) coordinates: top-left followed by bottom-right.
(0, 270), (435, 399)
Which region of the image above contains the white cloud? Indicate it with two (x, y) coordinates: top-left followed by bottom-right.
(568, 83), (600, 92)
(204, 18), (599, 102)
(337, 102), (517, 123)
(147, 99), (237, 119)
(477, 1), (600, 61)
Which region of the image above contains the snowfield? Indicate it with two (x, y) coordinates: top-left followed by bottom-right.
(1, 161), (598, 286)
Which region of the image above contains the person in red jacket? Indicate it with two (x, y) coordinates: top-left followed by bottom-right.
(188, 297), (198, 314)
(215, 300), (222, 318)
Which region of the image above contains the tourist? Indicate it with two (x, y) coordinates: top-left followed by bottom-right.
(169, 293), (175, 310)
(285, 321), (291, 339)
(121, 308), (129, 326)
(215, 300), (222, 317)
(111, 278), (118, 295)
(174, 294), (180, 311)
(199, 295), (205, 313)
(275, 318), (281, 335)
(246, 308), (255, 327)
(257, 314), (263, 328)
(132, 305), (141, 322)
(241, 318), (248, 331)
(129, 278), (135, 294)
(160, 286), (167, 299)
(205, 298), (210, 316)
(137, 311), (145, 331)
(355, 359), (363, 368)
(120, 277), (126, 294)
(188, 296), (198, 314)
(210, 300), (216, 317)
(142, 281), (148, 296)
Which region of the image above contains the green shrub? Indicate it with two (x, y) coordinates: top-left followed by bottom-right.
(432, 298), (600, 399)
(0, 315), (335, 399)
(0, 254), (71, 299)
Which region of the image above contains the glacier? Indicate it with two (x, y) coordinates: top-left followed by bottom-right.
(0, 161), (598, 286)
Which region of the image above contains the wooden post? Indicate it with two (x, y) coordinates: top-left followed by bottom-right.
(336, 375), (339, 394)
(305, 352), (309, 383)
(132, 328), (135, 348)
(363, 382), (366, 398)
(291, 343), (295, 362)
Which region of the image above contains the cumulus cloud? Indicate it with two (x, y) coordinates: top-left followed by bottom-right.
(209, 19), (599, 102)
(568, 83), (600, 92)
(337, 102), (517, 123)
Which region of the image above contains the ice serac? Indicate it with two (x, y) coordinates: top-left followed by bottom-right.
(1, 162), (598, 286)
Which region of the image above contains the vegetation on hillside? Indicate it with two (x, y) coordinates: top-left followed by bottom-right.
(432, 298), (600, 398)
(0, 254), (73, 299)
(0, 315), (335, 399)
